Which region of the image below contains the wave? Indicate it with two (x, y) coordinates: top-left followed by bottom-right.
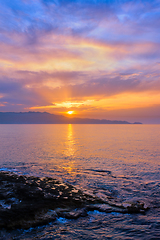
(85, 168), (116, 178)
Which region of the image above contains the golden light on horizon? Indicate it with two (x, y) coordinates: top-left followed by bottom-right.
(67, 111), (74, 115)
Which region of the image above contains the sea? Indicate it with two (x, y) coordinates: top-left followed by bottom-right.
(0, 124), (160, 239)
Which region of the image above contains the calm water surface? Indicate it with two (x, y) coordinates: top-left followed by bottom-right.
(0, 124), (160, 239)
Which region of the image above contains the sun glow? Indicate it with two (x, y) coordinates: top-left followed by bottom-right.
(67, 111), (74, 115)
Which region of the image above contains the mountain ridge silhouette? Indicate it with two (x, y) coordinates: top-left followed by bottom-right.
(0, 112), (142, 124)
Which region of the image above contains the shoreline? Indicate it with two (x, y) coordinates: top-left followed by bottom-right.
(0, 171), (149, 230)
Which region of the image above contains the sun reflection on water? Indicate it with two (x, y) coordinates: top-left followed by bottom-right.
(63, 124), (76, 174)
(65, 124), (75, 156)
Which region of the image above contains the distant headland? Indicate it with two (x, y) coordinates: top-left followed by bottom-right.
(0, 112), (142, 124)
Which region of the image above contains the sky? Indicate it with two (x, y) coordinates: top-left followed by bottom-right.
(0, 0), (160, 123)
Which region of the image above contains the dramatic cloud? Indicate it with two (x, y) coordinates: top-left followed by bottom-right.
(0, 0), (160, 123)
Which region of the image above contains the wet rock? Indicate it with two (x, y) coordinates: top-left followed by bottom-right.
(0, 171), (99, 229)
(87, 204), (113, 213)
(86, 203), (127, 214)
(0, 171), (149, 230)
(122, 201), (149, 213)
(57, 208), (88, 219)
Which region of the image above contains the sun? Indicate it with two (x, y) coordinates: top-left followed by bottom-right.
(67, 111), (74, 115)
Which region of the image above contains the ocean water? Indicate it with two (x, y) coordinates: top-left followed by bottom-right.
(0, 124), (160, 239)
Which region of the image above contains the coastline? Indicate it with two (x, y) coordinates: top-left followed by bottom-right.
(0, 171), (148, 230)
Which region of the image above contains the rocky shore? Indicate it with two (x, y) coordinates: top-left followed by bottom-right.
(0, 171), (149, 230)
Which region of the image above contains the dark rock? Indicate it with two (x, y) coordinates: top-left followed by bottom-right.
(86, 204), (113, 213)
(57, 208), (88, 219)
(0, 171), (99, 229)
(0, 171), (149, 230)
(122, 201), (149, 213)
